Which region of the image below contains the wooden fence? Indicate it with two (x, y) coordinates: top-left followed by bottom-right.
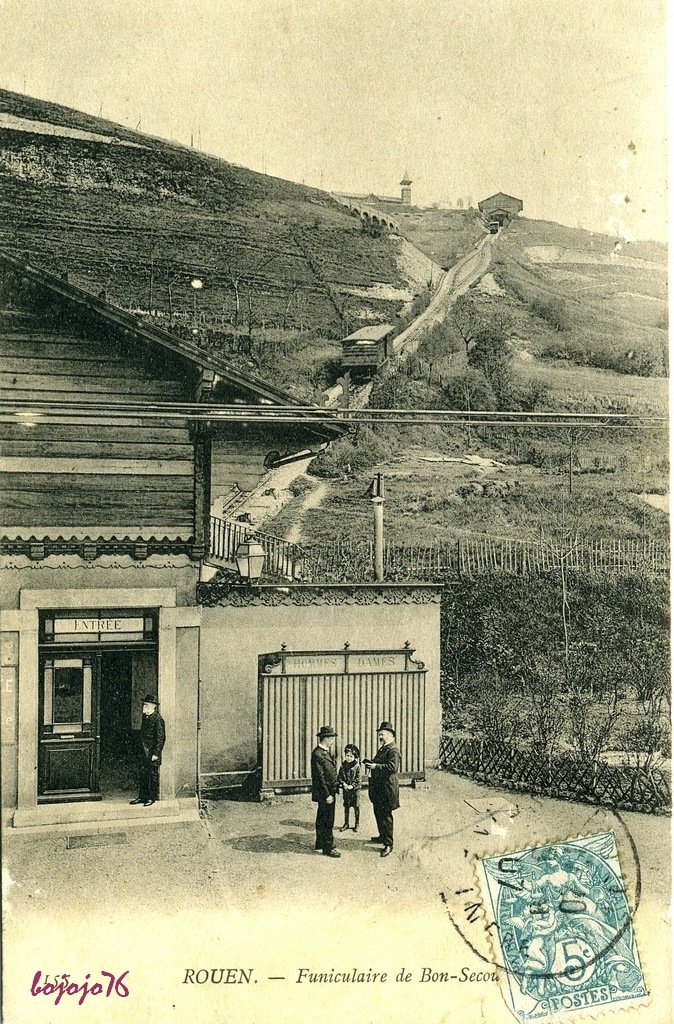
(209, 520), (669, 582)
(438, 735), (671, 814)
(299, 536), (670, 582)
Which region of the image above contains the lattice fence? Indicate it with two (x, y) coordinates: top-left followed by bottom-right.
(438, 735), (671, 814)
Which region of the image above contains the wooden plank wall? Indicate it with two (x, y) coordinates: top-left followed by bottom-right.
(0, 310), (198, 539)
(211, 424), (319, 499)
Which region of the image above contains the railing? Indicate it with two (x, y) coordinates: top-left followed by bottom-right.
(438, 734), (671, 814)
(209, 516), (304, 579)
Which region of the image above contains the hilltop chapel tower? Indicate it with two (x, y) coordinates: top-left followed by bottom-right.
(400, 171), (412, 206)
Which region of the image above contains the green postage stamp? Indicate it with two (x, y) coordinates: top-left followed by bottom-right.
(479, 832), (647, 1021)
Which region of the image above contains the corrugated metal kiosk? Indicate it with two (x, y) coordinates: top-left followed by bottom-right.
(258, 643), (427, 795)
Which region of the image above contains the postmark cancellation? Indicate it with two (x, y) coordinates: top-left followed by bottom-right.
(478, 832), (647, 1021)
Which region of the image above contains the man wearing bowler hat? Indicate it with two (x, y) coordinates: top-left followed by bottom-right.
(363, 721), (401, 858)
(311, 725), (341, 857)
(130, 694), (165, 807)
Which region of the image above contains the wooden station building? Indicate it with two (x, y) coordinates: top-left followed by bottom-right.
(0, 252), (441, 830)
(477, 192), (523, 226)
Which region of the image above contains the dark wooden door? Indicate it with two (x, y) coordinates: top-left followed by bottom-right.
(38, 653), (101, 802)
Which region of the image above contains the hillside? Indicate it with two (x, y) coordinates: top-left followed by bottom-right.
(0, 90), (436, 359)
(264, 216), (668, 551)
(493, 218), (668, 378)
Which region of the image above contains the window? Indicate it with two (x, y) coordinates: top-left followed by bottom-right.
(43, 658), (92, 734)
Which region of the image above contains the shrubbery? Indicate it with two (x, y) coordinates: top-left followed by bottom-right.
(441, 572), (670, 765)
(530, 296), (569, 331)
(308, 427), (393, 478)
(541, 338), (668, 377)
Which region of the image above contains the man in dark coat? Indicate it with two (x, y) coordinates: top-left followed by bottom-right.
(363, 721), (401, 858)
(310, 725), (341, 858)
(130, 694), (165, 807)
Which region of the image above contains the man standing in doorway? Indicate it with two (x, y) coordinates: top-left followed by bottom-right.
(311, 725), (341, 858)
(130, 694), (165, 807)
(363, 721), (401, 858)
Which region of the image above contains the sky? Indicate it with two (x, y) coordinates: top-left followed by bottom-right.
(0, 0), (668, 240)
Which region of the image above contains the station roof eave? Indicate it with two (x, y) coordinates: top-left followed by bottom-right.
(342, 323), (395, 343)
(0, 249), (345, 440)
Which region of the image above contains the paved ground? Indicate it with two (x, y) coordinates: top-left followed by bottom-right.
(3, 770), (671, 1024)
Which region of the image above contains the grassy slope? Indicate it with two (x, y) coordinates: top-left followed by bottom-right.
(0, 90), (426, 343)
(493, 218), (668, 375)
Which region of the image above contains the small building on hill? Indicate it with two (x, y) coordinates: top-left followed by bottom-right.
(478, 192), (523, 226)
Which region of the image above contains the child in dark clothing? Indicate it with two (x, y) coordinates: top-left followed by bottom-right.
(337, 743), (362, 832)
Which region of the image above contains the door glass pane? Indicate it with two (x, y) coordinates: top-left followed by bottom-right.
(53, 665), (84, 723)
(43, 663), (53, 725)
(83, 664), (92, 725)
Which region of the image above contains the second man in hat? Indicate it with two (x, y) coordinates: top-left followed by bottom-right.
(363, 721), (401, 857)
(311, 725), (341, 857)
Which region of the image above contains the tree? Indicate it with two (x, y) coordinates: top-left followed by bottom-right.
(442, 368), (497, 411)
(449, 294), (484, 357)
(161, 260), (182, 325)
(224, 252), (277, 328)
(467, 330), (513, 406)
(565, 427), (590, 495)
(566, 652), (621, 785)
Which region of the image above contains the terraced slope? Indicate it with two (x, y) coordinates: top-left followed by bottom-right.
(0, 90), (435, 339)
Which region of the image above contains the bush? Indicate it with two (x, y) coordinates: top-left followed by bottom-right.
(288, 475), (313, 498)
(540, 337), (668, 378)
(308, 427), (392, 478)
(441, 574), (671, 758)
(530, 296), (569, 331)
(442, 368), (497, 410)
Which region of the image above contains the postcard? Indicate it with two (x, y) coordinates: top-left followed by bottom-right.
(0, 2), (669, 1022)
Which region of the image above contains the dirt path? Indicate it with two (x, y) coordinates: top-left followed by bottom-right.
(640, 492), (669, 513)
(285, 480), (328, 545)
(392, 232), (495, 357)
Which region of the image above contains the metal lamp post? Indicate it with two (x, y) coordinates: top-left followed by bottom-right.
(190, 277), (203, 332)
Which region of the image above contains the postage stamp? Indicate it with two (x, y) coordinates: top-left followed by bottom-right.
(478, 831), (648, 1021)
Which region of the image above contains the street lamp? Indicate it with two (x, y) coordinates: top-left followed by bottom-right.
(190, 277), (203, 332)
(235, 540), (265, 582)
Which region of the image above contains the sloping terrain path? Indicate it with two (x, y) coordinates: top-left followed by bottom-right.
(285, 479), (328, 545)
(391, 232), (496, 358)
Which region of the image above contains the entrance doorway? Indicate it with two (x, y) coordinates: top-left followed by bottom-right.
(98, 652), (131, 797)
(99, 649), (158, 798)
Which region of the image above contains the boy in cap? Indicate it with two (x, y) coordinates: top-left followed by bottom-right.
(310, 725), (341, 857)
(130, 694), (165, 807)
(338, 743), (362, 832)
(362, 721), (401, 857)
